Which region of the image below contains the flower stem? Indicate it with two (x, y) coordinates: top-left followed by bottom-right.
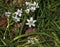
(3, 18), (10, 39)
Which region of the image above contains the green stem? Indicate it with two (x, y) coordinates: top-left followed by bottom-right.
(20, 15), (26, 35)
(11, 32), (53, 42)
(1, 39), (7, 46)
(3, 18), (10, 39)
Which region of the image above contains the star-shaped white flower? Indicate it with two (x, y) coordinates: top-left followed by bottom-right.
(30, 7), (36, 12)
(14, 9), (22, 17)
(5, 12), (11, 17)
(26, 17), (36, 27)
(12, 16), (20, 22)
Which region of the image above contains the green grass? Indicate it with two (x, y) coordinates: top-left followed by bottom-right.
(0, 0), (60, 47)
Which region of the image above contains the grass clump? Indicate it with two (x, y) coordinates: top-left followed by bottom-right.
(0, 0), (60, 47)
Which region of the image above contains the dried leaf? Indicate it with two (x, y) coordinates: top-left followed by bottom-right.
(0, 17), (7, 27)
(25, 28), (35, 34)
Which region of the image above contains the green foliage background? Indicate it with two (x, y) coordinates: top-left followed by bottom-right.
(0, 0), (60, 47)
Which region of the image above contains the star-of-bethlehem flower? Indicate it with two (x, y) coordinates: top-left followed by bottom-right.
(12, 16), (20, 22)
(30, 1), (39, 12)
(5, 12), (11, 17)
(25, 1), (39, 13)
(26, 17), (36, 27)
(12, 9), (22, 22)
(14, 9), (22, 17)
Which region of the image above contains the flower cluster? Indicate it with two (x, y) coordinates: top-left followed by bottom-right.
(4, 1), (39, 27)
(25, 1), (39, 13)
(5, 12), (11, 17)
(27, 36), (39, 44)
(12, 9), (22, 22)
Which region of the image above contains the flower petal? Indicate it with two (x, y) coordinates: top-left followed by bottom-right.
(32, 24), (35, 27)
(16, 18), (20, 22)
(30, 17), (33, 21)
(33, 20), (36, 23)
(26, 23), (29, 25)
(36, 3), (39, 8)
(25, 9), (30, 14)
(29, 25), (31, 27)
(30, 7), (36, 12)
(27, 19), (30, 22)
(14, 12), (18, 15)
(34, 1), (36, 5)
(31, 40), (35, 44)
(28, 40), (31, 43)
(19, 14), (22, 17)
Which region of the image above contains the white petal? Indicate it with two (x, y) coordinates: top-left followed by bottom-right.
(12, 16), (20, 22)
(16, 18), (20, 22)
(19, 10), (22, 14)
(30, 17), (33, 21)
(34, 1), (36, 5)
(27, 19), (30, 22)
(25, 9), (30, 14)
(14, 12), (18, 15)
(7, 15), (10, 17)
(29, 25), (32, 27)
(36, 3), (39, 8)
(12, 16), (14, 18)
(17, 9), (19, 11)
(21, 9), (22, 11)
(26, 23), (29, 25)
(30, 7), (36, 12)
(31, 40), (35, 44)
(33, 7), (36, 10)
(17, 19), (20, 21)
(8, 12), (11, 14)
(32, 24), (35, 27)
(25, 2), (28, 5)
(5, 12), (10, 14)
(28, 40), (31, 43)
(33, 20), (36, 23)
(19, 14), (22, 17)
(25, 2), (30, 5)
(5, 12), (7, 14)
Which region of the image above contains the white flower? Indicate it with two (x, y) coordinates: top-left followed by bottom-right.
(25, 1), (39, 12)
(30, 7), (36, 12)
(32, 1), (39, 8)
(12, 16), (20, 22)
(14, 9), (22, 17)
(26, 17), (36, 27)
(28, 36), (39, 44)
(30, 2), (36, 6)
(25, 2), (31, 6)
(25, 8), (30, 14)
(28, 39), (35, 44)
(36, 3), (39, 8)
(5, 12), (11, 17)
